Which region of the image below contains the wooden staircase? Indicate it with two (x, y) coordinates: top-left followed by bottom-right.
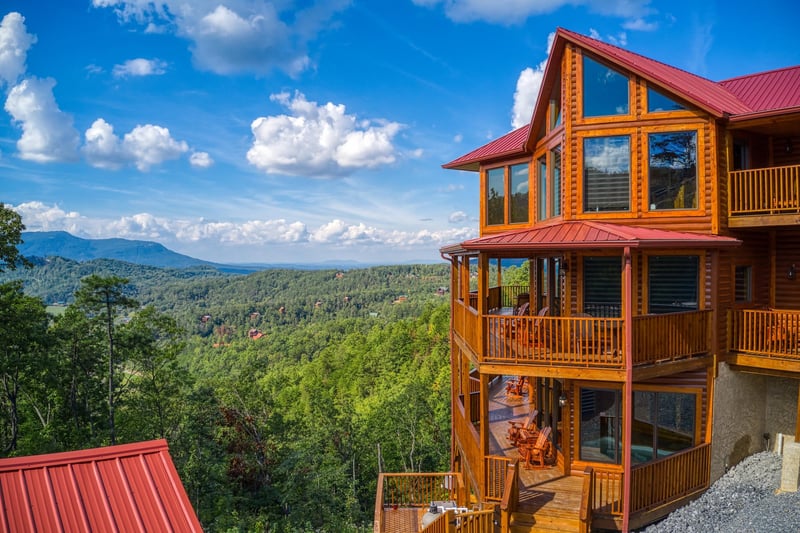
(509, 508), (582, 533)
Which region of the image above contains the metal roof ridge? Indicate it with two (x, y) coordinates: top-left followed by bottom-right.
(0, 439), (170, 471)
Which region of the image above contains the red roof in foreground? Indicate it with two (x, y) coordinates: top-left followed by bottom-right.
(0, 439), (202, 533)
(440, 221), (741, 254)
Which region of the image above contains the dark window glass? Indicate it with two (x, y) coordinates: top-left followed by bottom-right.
(538, 157), (547, 221)
(648, 131), (697, 210)
(648, 255), (699, 313)
(584, 136), (630, 212)
(633, 390), (696, 465)
(735, 265), (752, 302)
(583, 257), (621, 317)
(579, 388), (622, 464)
(647, 87), (686, 113)
(551, 147), (562, 217)
(583, 56), (629, 117)
(510, 163), (529, 224)
(487, 167), (505, 225)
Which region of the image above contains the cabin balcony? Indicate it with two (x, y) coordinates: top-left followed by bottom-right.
(452, 288), (712, 378)
(728, 164), (800, 227)
(727, 308), (800, 371)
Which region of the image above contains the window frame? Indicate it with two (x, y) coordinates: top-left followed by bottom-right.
(482, 159), (532, 229)
(579, 132), (635, 217)
(643, 124), (704, 215)
(579, 52), (634, 125)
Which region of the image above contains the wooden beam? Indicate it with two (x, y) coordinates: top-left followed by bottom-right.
(479, 363), (626, 382)
(632, 357), (713, 381)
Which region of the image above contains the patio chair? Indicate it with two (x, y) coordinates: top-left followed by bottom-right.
(505, 375), (528, 397)
(518, 425), (552, 469)
(507, 408), (538, 446)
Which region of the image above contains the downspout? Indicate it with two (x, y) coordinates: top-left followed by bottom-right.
(622, 247), (633, 532)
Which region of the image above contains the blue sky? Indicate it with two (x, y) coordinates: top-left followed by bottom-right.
(2, 1), (799, 265)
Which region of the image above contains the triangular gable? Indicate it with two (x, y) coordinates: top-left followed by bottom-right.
(0, 439), (203, 532)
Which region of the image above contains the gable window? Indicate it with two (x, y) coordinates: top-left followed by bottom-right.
(648, 131), (697, 210)
(583, 55), (629, 118)
(583, 135), (631, 212)
(648, 255), (699, 313)
(486, 163), (529, 226)
(647, 87), (687, 113)
(632, 390), (697, 465)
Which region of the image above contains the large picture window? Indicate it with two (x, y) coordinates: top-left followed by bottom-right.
(632, 390), (696, 465)
(583, 136), (630, 212)
(647, 87), (686, 113)
(510, 164), (529, 223)
(648, 255), (699, 313)
(487, 167), (505, 225)
(648, 131), (697, 210)
(583, 56), (629, 118)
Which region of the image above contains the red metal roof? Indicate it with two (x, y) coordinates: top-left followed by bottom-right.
(441, 221), (741, 254)
(0, 439), (203, 532)
(443, 124), (529, 171)
(720, 65), (800, 114)
(557, 28), (752, 118)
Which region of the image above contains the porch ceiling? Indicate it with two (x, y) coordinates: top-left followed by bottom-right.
(441, 221), (741, 255)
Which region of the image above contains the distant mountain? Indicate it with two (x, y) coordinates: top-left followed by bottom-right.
(19, 231), (214, 269)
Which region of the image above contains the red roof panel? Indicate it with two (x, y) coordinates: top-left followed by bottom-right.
(443, 124), (529, 170)
(442, 221), (740, 254)
(720, 65), (800, 113)
(0, 439), (203, 533)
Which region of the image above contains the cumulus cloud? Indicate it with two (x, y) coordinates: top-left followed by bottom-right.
(11, 201), (476, 251)
(83, 118), (189, 171)
(92, 0), (350, 76)
(112, 58), (167, 77)
(0, 12), (36, 87)
(448, 210), (468, 223)
(4, 77), (80, 162)
(189, 151), (213, 168)
(511, 31), (554, 129)
(413, 0), (653, 25)
(247, 91), (403, 178)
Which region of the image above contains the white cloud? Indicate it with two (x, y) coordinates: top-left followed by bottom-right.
(92, 0), (350, 76)
(623, 18), (658, 31)
(453, 133), (463, 143)
(11, 201), (476, 252)
(511, 32), (554, 129)
(0, 12), (36, 88)
(4, 77), (80, 163)
(112, 58), (167, 77)
(448, 210), (468, 223)
(413, 0), (653, 25)
(190, 151), (213, 168)
(83, 118), (189, 171)
(247, 91), (403, 177)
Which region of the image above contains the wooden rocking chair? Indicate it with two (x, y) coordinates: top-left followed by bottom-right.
(518, 426), (552, 469)
(507, 408), (538, 446)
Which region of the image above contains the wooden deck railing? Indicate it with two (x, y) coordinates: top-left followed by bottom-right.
(485, 455), (512, 501)
(729, 164), (800, 216)
(499, 461), (519, 532)
(453, 299), (481, 352)
(376, 472), (461, 508)
(629, 443), (711, 513)
(579, 466), (594, 533)
(632, 310), (711, 365)
(591, 468), (623, 516)
(485, 314), (624, 367)
(728, 308), (800, 359)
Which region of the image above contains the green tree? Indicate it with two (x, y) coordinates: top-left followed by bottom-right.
(0, 281), (49, 455)
(0, 203), (29, 272)
(74, 275), (138, 444)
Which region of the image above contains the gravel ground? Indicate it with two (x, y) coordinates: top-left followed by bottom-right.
(640, 452), (800, 533)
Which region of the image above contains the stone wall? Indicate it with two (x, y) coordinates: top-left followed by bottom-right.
(765, 377), (799, 442)
(710, 363), (767, 481)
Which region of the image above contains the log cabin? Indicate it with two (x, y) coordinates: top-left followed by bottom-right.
(374, 27), (800, 533)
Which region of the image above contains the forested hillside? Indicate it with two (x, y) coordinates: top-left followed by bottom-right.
(0, 210), (453, 531)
